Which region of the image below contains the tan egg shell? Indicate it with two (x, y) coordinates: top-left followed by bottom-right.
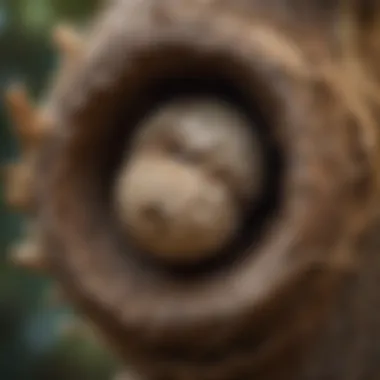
(113, 98), (263, 262)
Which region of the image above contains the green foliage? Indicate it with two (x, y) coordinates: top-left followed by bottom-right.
(50, 0), (102, 22)
(4, 0), (101, 34)
(0, 0), (119, 379)
(31, 331), (118, 380)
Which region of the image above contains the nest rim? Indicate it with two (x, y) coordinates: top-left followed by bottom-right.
(33, 1), (369, 366)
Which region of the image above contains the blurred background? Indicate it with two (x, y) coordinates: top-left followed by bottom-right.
(0, 1), (119, 379)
